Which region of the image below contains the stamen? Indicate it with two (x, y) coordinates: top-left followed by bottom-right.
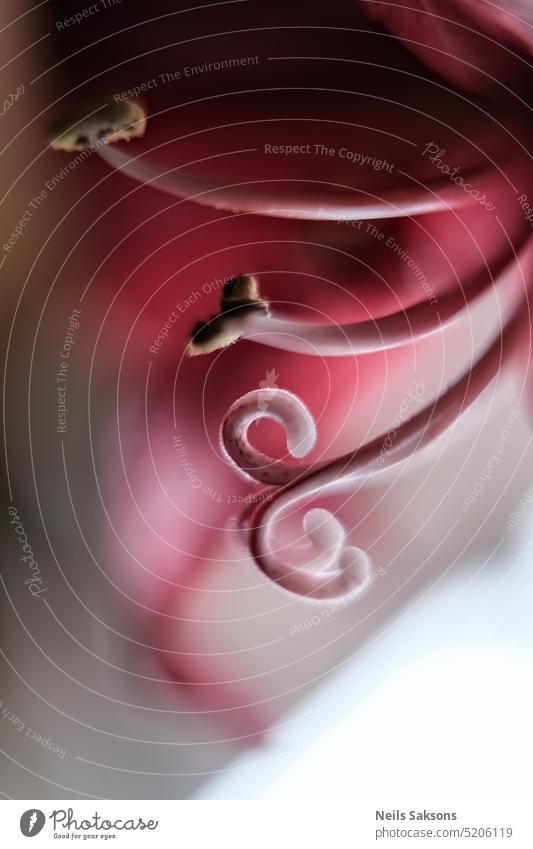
(188, 242), (531, 357)
(49, 99), (496, 220)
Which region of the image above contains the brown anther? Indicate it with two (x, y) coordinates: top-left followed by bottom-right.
(187, 275), (269, 356)
(221, 274), (262, 309)
(49, 100), (146, 152)
(187, 315), (242, 356)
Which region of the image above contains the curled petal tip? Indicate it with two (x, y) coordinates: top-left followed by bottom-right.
(49, 99), (147, 152)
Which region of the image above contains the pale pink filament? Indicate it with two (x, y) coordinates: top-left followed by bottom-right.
(222, 307), (526, 602)
(221, 388), (317, 485)
(95, 140), (494, 221)
(217, 239), (532, 356)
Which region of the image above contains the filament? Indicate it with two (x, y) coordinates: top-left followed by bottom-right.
(222, 306), (527, 602)
(190, 240), (532, 357)
(95, 140), (496, 221)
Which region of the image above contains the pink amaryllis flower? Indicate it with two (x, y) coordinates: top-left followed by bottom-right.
(46, 0), (533, 737)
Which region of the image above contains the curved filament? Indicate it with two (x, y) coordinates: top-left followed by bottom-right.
(95, 141), (496, 221)
(223, 308), (526, 603)
(221, 388), (316, 485)
(190, 239), (532, 357)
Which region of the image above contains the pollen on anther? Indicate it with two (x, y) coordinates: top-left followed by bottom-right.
(49, 100), (146, 152)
